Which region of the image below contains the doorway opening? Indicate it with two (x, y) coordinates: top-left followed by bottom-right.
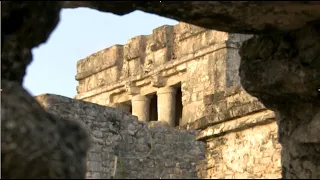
(149, 93), (158, 121)
(117, 101), (132, 114)
(173, 83), (183, 127)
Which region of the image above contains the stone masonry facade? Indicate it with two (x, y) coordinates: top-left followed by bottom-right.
(36, 22), (282, 178)
(74, 23), (254, 127)
(36, 94), (205, 179)
(4, 2), (319, 179)
(193, 86), (282, 178)
(73, 22), (282, 178)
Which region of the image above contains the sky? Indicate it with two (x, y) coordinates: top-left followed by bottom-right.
(23, 8), (178, 98)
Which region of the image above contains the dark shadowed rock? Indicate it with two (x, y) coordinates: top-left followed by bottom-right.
(63, 1), (320, 34)
(239, 23), (320, 179)
(2, 1), (320, 179)
(1, 1), (61, 84)
(1, 80), (90, 179)
(2, 1), (320, 83)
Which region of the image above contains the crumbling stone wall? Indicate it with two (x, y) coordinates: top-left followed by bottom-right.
(198, 122), (281, 179)
(3, 1), (320, 179)
(184, 86), (282, 178)
(74, 22), (282, 179)
(36, 94), (205, 179)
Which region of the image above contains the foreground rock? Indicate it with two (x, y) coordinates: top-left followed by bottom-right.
(2, 1), (320, 179)
(239, 24), (320, 179)
(1, 80), (90, 178)
(3, 1), (320, 83)
(63, 1), (320, 34)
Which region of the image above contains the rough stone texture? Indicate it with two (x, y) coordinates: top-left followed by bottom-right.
(3, 1), (320, 179)
(239, 24), (320, 179)
(75, 22), (252, 127)
(2, 2), (61, 84)
(1, 80), (90, 179)
(187, 86), (282, 179)
(74, 22), (282, 179)
(198, 122), (281, 179)
(63, 1), (320, 34)
(188, 86), (263, 130)
(36, 94), (205, 179)
(3, 1), (320, 85)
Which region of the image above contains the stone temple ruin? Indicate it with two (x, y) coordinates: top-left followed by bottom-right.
(3, 1), (320, 179)
(35, 22), (282, 179)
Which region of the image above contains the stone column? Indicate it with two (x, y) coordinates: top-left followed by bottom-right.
(131, 95), (150, 122)
(157, 87), (176, 127)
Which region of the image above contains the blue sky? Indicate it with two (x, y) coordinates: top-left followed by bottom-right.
(23, 8), (177, 98)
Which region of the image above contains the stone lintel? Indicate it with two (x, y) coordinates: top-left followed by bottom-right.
(162, 68), (179, 77)
(125, 81), (140, 95)
(151, 74), (165, 88)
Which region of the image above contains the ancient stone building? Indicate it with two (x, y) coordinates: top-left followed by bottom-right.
(75, 22), (249, 126)
(71, 22), (282, 179)
(36, 94), (205, 179)
(3, 1), (319, 179)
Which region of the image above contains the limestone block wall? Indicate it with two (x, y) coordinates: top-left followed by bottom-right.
(36, 94), (205, 179)
(74, 22), (252, 127)
(180, 32), (252, 126)
(72, 21), (281, 179)
(185, 86), (282, 179)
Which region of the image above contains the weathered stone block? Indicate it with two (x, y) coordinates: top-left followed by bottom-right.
(87, 161), (104, 172)
(124, 35), (146, 61)
(151, 74), (165, 87)
(91, 172), (101, 179)
(152, 25), (174, 50)
(69, 21), (286, 180)
(78, 65), (119, 92)
(176, 22), (206, 41)
(76, 45), (123, 76)
(203, 94), (214, 105)
(152, 48), (167, 65)
(128, 57), (143, 76)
